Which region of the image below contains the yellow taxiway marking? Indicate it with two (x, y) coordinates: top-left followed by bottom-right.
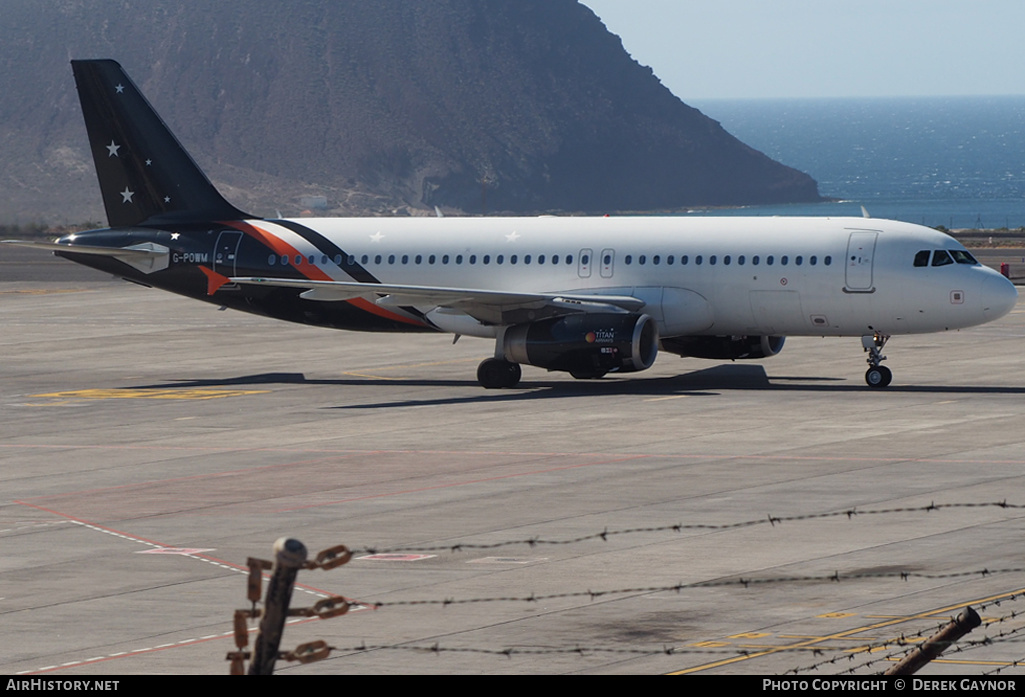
(30, 388), (269, 402)
(341, 372), (408, 381)
(670, 586), (1025, 674)
(342, 357), (481, 381)
(0, 288), (92, 295)
(644, 395), (690, 402)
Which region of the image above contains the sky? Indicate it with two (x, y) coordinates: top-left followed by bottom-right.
(582, 0), (1025, 100)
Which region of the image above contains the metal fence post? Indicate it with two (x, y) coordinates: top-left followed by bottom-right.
(248, 537), (308, 675)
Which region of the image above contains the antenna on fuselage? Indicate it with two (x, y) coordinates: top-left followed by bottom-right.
(861, 205), (872, 219)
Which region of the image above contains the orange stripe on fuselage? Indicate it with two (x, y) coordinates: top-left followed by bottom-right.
(223, 220), (427, 328)
(225, 220), (331, 282)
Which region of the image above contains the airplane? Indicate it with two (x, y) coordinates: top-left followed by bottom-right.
(3, 60), (1018, 389)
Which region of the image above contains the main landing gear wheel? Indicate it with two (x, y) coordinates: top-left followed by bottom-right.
(477, 358), (521, 389)
(862, 332), (893, 389)
(865, 365), (893, 388)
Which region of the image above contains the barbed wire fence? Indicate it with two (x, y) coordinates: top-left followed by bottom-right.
(230, 500), (1025, 674)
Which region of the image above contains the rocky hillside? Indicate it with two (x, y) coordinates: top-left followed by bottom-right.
(0, 0), (820, 223)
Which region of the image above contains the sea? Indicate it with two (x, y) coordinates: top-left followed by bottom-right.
(688, 96), (1025, 230)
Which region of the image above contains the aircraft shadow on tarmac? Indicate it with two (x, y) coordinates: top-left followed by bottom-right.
(125, 365), (1025, 410)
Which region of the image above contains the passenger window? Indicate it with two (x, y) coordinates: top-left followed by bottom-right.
(268, 255), (277, 266)
(932, 250), (953, 267)
(914, 250), (930, 267)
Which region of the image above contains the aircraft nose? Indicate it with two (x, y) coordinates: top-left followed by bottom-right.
(980, 269), (1018, 320)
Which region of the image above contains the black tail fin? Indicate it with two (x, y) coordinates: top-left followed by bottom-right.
(72, 59), (251, 227)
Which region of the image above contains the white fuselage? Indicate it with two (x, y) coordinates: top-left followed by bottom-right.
(250, 215), (1017, 339)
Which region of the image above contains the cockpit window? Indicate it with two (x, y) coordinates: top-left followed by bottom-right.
(931, 250), (954, 267)
(914, 250), (930, 267)
(950, 249), (979, 265)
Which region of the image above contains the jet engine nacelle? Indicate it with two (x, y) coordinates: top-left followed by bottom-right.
(661, 335), (785, 360)
(505, 313), (659, 378)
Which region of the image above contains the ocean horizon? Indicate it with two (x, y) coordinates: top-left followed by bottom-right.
(690, 96), (1025, 229)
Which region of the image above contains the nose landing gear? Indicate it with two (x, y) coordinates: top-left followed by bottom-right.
(862, 333), (892, 388)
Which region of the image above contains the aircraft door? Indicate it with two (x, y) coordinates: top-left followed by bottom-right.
(213, 230), (243, 277)
(845, 231), (878, 292)
(578, 248), (593, 278)
(600, 249), (615, 278)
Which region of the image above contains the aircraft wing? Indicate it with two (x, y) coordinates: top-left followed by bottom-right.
(230, 276), (645, 325)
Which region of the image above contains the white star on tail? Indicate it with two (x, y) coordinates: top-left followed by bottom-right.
(120, 187), (135, 203)
(106, 141), (121, 157)
(115, 84), (125, 94)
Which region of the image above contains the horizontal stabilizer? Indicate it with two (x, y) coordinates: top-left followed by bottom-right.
(2, 239), (168, 259)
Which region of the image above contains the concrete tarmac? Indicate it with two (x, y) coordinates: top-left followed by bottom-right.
(3, 255), (1025, 675)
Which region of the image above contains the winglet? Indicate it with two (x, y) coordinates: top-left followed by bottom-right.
(199, 266), (231, 295)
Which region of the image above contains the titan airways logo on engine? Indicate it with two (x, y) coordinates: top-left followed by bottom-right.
(585, 329), (617, 344)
